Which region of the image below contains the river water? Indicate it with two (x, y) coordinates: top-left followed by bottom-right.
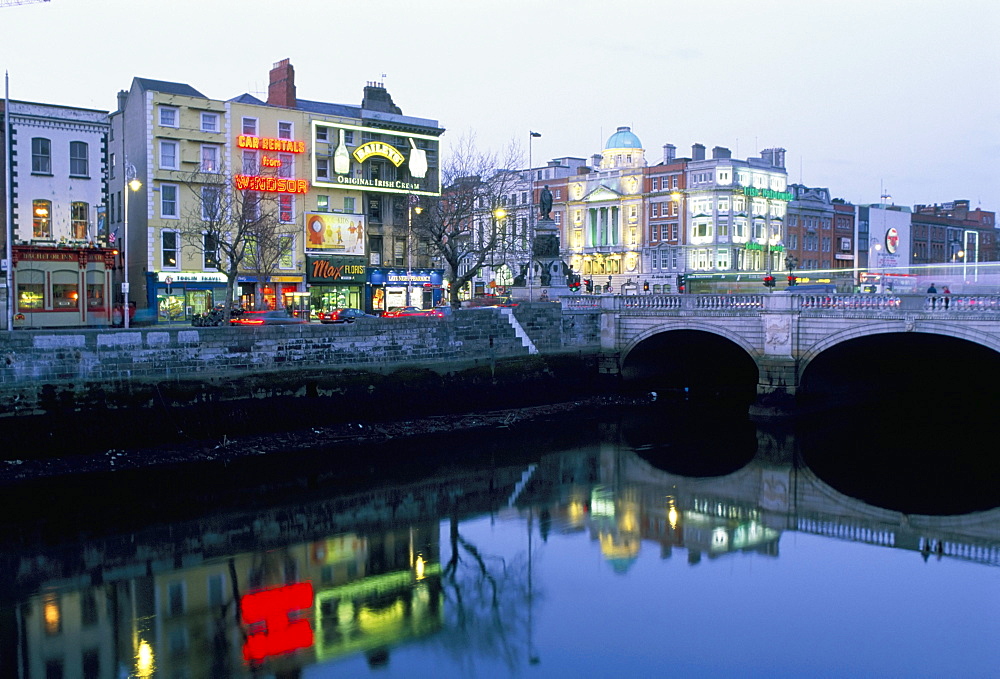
(2, 399), (998, 678)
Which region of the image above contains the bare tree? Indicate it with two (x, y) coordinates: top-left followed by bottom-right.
(412, 134), (526, 308)
(244, 214), (298, 311)
(179, 166), (287, 321)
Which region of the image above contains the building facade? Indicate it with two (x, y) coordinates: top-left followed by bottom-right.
(4, 100), (115, 329)
(112, 59), (444, 322)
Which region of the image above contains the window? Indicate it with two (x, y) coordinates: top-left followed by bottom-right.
(278, 121), (292, 139)
(70, 141), (89, 177)
(18, 270), (44, 310)
(52, 270), (79, 309)
(317, 158), (329, 179)
(85, 270), (105, 310)
(31, 138), (51, 174)
(71, 202), (89, 239)
(201, 186), (221, 221)
(201, 145), (219, 173)
(161, 184), (178, 218)
(316, 127), (328, 142)
(208, 574), (225, 608)
(344, 130), (354, 145)
(279, 195), (294, 223)
(279, 236), (294, 269)
(162, 230), (179, 268)
(201, 112), (219, 132)
(203, 234), (219, 270)
(167, 582), (185, 617)
(242, 117), (257, 136)
(343, 196), (355, 213)
(159, 140), (178, 170)
(159, 106), (178, 127)
(33, 199), (52, 238)
(368, 197), (381, 220)
(278, 153), (293, 178)
(242, 150), (257, 174)
(317, 195), (329, 212)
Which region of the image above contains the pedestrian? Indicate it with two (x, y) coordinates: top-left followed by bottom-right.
(927, 283), (937, 309)
(942, 286), (951, 309)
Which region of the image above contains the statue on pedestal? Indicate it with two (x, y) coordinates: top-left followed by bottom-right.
(539, 185), (553, 221)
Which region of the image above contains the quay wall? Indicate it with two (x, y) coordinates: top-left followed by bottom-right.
(0, 305), (604, 454)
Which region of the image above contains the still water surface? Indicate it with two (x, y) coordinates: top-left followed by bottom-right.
(2, 401), (998, 678)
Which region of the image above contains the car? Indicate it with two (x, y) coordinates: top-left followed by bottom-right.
(381, 306), (422, 318)
(317, 308), (375, 324)
(385, 306), (453, 318)
(230, 310), (309, 326)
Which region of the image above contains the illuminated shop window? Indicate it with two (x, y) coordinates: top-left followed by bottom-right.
(18, 270), (44, 310)
(51, 270), (79, 309)
(33, 199), (52, 238)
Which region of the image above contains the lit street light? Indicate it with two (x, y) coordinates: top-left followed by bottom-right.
(122, 163), (141, 328)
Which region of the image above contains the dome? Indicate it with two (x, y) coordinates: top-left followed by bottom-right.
(605, 126), (642, 150)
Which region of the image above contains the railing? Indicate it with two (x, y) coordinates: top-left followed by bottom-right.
(559, 293), (1000, 316)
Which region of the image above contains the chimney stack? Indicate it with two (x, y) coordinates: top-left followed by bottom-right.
(691, 143), (706, 161)
(663, 144), (676, 163)
(712, 146), (731, 159)
(116, 90), (128, 114)
(267, 58), (296, 108)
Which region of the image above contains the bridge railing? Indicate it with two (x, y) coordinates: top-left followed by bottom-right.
(559, 293), (1000, 315)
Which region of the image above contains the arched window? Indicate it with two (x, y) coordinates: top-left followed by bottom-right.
(17, 270), (44, 310)
(33, 200), (52, 238)
(86, 270), (105, 310)
(51, 270), (80, 309)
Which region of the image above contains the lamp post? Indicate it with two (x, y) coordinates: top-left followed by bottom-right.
(406, 195), (422, 307)
(122, 163), (142, 328)
(528, 131), (541, 302)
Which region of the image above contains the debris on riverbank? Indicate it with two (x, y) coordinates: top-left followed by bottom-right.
(0, 394), (646, 485)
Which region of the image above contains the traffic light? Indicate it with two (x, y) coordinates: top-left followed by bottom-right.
(676, 274), (686, 293)
(584, 278), (593, 293)
(787, 275), (797, 286)
(643, 280), (649, 292)
(763, 275), (776, 288)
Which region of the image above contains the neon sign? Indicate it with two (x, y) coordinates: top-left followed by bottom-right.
(234, 175), (309, 194)
(353, 141), (405, 167)
(741, 187), (793, 201)
(237, 135), (305, 153)
(241, 582), (314, 662)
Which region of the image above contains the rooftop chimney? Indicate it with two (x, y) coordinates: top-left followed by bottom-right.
(362, 82), (402, 114)
(663, 143), (676, 163)
(692, 143), (706, 161)
(712, 146), (731, 159)
(116, 89), (128, 114)
(267, 59), (296, 108)
(760, 147), (786, 168)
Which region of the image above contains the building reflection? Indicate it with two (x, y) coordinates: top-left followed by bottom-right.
(12, 524), (441, 677)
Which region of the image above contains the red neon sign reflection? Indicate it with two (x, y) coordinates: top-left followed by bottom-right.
(241, 582), (315, 662)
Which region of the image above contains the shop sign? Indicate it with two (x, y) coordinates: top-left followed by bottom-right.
(885, 227), (899, 254)
(741, 186), (793, 201)
(387, 271), (432, 284)
(236, 136), (305, 153)
(306, 213), (366, 256)
(744, 242), (785, 252)
(234, 175), (309, 194)
(156, 271), (226, 283)
(306, 255), (366, 283)
(353, 141), (405, 166)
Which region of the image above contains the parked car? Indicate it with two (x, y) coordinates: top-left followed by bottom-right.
(317, 308), (375, 324)
(381, 306), (422, 317)
(230, 310), (308, 326)
(386, 306), (452, 318)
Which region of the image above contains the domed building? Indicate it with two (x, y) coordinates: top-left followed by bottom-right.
(563, 126), (648, 292)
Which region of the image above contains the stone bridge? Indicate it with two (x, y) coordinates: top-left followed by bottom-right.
(561, 291), (1000, 408)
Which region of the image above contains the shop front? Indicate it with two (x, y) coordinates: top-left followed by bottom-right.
(147, 271), (229, 323)
(368, 267), (444, 313)
(237, 276), (305, 312)
(306, 255), (366, 318)
(11, 245), (117, 329)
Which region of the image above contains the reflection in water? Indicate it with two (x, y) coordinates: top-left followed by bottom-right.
(1, 401), (998, 677)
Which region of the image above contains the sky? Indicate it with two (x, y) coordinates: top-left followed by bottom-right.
(3, 0), (998, 210)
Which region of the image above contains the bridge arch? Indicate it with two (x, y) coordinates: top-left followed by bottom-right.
(619, 321), (760, 399)
(798, 321), (1000, 381)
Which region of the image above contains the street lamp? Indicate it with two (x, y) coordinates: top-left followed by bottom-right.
(122, 163), (142, 328)
(407, 195), (423, 307)
(528, 131), (541, 302)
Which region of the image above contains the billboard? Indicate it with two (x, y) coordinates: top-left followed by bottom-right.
(305, 213), (366, 255)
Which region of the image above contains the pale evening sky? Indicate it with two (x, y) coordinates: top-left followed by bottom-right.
(3, 0), (998, 211)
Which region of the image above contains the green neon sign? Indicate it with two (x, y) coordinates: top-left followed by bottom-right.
(741, 187), (793, 201)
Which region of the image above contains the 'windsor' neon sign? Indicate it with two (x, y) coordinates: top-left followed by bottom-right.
(234, 175), (309, 194)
